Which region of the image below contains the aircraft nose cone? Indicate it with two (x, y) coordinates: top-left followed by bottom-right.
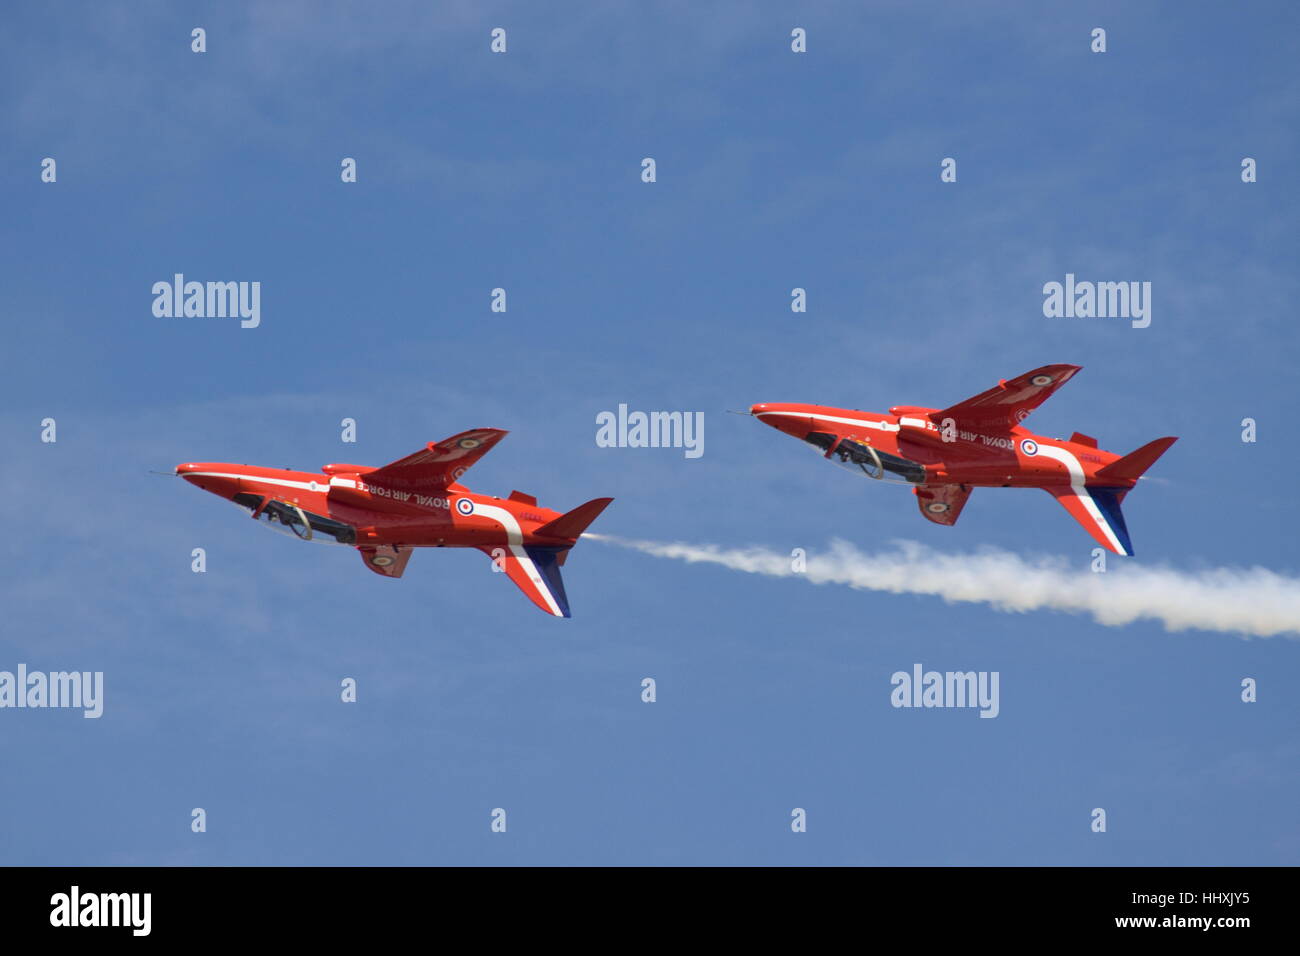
(175, 463), (239, 498)
(749, 404), (809, 439)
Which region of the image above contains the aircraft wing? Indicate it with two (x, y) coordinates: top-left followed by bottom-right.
(929, 365), (1081, 429)
(478, 545), (572, 617)
(1044, 485), (1133, 556)
(914, 484), (972, 526)
(362, 428), (508, 493)
(359, 545), (413, 577)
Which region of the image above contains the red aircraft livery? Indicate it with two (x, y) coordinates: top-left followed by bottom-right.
(751, 365), (1176, 556)
(176, 429), (612, 617)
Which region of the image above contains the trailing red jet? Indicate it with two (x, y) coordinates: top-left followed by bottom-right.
(751, 365), (1176, 555)
(176, 429), (612, 616)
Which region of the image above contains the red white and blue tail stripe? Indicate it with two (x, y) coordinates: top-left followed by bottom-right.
(1045, 485), (1134, 556)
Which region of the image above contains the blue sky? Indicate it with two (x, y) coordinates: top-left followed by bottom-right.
(1, 0), (1297, 865)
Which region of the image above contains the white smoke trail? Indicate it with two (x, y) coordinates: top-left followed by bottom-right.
(586, 534), (1300, 638)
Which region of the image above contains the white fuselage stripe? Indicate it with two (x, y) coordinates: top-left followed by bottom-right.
(755, 410), (900, 432)
(186, 471), (323, 492)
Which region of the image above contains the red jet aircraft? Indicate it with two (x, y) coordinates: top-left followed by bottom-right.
(751, 365), (1176, 555)
(176, 429), (612, 616)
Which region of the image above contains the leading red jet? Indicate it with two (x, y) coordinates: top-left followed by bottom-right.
(176, 429), (612, 616)
(751, 365), (1176, 555)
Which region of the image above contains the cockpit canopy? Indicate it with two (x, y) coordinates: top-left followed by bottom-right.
(231, 492), (356, 545)
(802, 432), (926, 484)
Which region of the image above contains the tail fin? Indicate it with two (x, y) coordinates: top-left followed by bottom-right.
(476, 498), (613, 617)
(479, 545), (572, 617)
(1044, 437), (1174, 555)
(1045, 485), (1134, 555)
(535, 497), (614, 540)
(1096, 436), (1177, 482)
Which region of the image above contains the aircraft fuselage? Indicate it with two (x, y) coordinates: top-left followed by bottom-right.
(177, 462), (570, 550)
(176, 428), (614, 616)
(750, 364), (1177, 556)
(749, 403), (1129, 490)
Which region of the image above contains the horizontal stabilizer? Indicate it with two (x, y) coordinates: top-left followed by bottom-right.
(535, 497), (614, 540)
(1069, 432), (1098, 448)
(1096, 436), (1177, 482)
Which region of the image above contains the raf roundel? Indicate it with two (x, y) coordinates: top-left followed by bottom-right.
(456, 497), (475, 516)
(1020, 439), (1039, 456)
(1030, 374), (1053, 387)
(458, 437), (481, 450)
(371, 554), (394, 567)
(926, 502), (950, 514)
